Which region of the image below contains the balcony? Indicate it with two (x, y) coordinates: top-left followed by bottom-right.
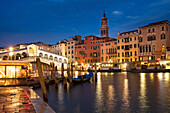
(107, 52), (117, 55)
(139, 52), (152, 56)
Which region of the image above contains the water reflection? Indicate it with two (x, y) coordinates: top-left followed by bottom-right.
(34, 72), (170, 113)
(139, 73), (148, 112)
(121, 77), (130, 112)
(95, 72), (104, 112)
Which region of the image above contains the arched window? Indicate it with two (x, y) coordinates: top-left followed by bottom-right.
(106, 56), (108, 61)
(101, 57), (103, 61)
(3, 56), (8, 60)
(54, 57), (58, 61)
(39, 53), (43, 57)
(49, 55), (53, 60)
(44, 54), (48, 59)
(22, 52), (27, 58)
(16, 53), (21, 60)
(64, 59), (67, 63)
(161, 33), (165, 39)
(162, 44), (165, 52)
(59, 58), (62, 62)
(153, 45), (155, 53)
(152, 28), (155, 32)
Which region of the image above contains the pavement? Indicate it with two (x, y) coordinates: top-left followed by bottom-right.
(0, 87), (36, 113)
(0, 86), (56, 113)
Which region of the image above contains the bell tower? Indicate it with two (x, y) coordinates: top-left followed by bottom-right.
(100, 11), (109, 37)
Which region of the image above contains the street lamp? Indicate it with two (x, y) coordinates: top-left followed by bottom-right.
(9, 47), (14, 60)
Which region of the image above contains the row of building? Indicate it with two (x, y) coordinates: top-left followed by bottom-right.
(0, 12), (170, 72)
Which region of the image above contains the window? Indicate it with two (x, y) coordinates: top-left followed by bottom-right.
(148, 29), (150, 33)
(152, 28), (155, 32)
(122, 52), (124, 57)
(139, 37), (143, 42)
(118, 40), (119, 43)
(134, 37), (136, 40)
(106, 49), (108, 54)
(117, 46), (120, 50)
(135, 51), (137, 56)
(143, 46), (145, 52)
(130, 52), (132, 56)
(130, 38), (132, 41)
(134, 44), (137, 48)
(161, 33), (165, 39)
(71, 46), (73, 48)
(125, 38), (129, 42)
(130, 44), (132, 48)
(149, 45), (151, 52)
(139, 30), (142, 34)
(102, 49), (103, 54)
(118, 53), (120, 57)
(162, 44), (165, 52)
(122, 39), (124, 42)
(125, 52), (129, 57)
(140, 46), (142, 53)
(162, 26), (165, 31)
(121, 46), (124, 49)
(91, 46), (92, 49)
(153, 45), (155, 53)
(146, 45), (148, 52)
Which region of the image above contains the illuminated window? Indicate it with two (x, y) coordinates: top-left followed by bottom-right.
(162, 44), (165, 52)
(153, 45), (155, 53)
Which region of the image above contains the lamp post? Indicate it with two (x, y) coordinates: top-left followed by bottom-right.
(9, 47), (14, 60)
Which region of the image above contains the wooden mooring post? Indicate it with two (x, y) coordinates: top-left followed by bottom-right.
(36, 57), (48, 101)
(54, 66), (59, 88)
(61, 63), (67, 87)
(67, 64), (72, 86)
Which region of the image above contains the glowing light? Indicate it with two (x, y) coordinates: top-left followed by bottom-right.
(9, 47), (13, 51)
(0, 70), (6, 78)
(9, 52), (14, 56)
(164, 73), (169, 81)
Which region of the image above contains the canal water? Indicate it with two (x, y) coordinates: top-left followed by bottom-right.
(34, 72), (170, 113)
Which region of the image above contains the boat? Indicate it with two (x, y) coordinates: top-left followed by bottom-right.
(72, 72), (93, 83)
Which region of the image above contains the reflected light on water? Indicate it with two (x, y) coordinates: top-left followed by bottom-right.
(158, 73), (163, 80)
(122, 78), (130, 112)
(95, 71), (103, 112)
(139, 73), (148, 112)
(164, 73), (169, 81)
(150, 73), (154, 81)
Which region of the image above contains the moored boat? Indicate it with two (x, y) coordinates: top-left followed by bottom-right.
(72, 72), (93, 83)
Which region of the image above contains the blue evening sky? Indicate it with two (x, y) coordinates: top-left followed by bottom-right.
(0, 0), (170, 47)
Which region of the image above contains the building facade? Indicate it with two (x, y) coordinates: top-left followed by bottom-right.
(100, 39), (117, 63)
(138, 20), (170, 61)
(117, 30), (139, 62)
(50, 39), (67, 57)
(67, 35), (82, 63)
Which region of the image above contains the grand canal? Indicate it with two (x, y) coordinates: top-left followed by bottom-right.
(34, 72), (170, 113)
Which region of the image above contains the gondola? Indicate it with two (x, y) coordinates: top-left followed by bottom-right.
(72, 72), (93, 83)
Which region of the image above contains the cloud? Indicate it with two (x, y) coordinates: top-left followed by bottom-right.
(127, 16), (139, 19)
(112, 11), (123, 15)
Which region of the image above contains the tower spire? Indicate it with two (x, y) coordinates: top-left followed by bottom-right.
(100, 11), (109, 38)
(103, 10), (106, 17)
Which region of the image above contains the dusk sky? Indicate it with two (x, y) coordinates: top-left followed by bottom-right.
(0, 0), (170, 47)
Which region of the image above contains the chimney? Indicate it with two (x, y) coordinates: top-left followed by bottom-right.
(59, 40), (61, 43)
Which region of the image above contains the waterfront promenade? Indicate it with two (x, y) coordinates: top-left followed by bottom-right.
(0, 86), (55, 113)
